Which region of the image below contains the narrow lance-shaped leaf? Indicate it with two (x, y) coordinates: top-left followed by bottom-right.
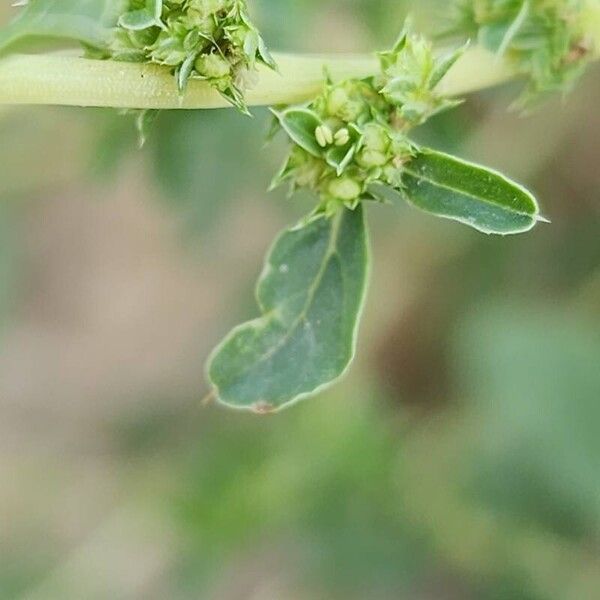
(207, 206), (370, 413)
(429, 41), (470, 89)
(400, 148), (541, 235)
(496, 0), (530, 57)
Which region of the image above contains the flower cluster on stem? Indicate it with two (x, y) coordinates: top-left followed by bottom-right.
(447, 0), (595, 105)
(270, 27), (466, 222)
(94, 0), (276, 112)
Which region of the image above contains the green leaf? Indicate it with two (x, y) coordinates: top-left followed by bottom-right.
(177, 52), (197, 94)
(400, 148), (541, 235)
(429, 41), (470, 89)
(0, 0), (121, 53)
(257, 34), (278, 71)
(118, 0), (163, 31)
(207, 206), (370, 413)
(118, 11), (157, 31)
(272, 108), (324, 158)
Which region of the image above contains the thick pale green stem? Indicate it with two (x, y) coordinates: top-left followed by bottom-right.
(0, 47), (517, 110)
(0, 0), (598, 110)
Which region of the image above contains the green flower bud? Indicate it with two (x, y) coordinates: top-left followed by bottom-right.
(327, 87), (350, 116)
(328, 177), (362, 201)
(287, 147), (325, 189)
(362, 123), (389, 152)
(228, 24), (253, 49)
(150, 40), (188, 66)
(357, 149), (388, 168)
(195, 53), (231, 79)
(184, 11), (218, 35)
(188, 0), (230, 18)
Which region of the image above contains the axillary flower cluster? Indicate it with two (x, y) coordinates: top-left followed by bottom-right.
(97, 0), (276, 112)
(449, 0), (594, 103)
(269, 30), (466, 222)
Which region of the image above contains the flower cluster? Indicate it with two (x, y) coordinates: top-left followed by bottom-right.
(448, 0), (593, 104)
(100, 0), (276, 112)
(270, 28), (465, 221)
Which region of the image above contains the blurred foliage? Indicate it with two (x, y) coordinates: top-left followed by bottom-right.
(172, 392), (427, 598)
(0, 202), (18, 335)
(460, 307), (600, 541)
(149, 108), (273, 232)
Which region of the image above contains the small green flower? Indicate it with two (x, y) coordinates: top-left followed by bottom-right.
(195, 53), (231, 79)
(99, 0), (276, 113)
(328, 177), (362, 202)
(378, 26), (466, 126)
(270, 23), (464, 220)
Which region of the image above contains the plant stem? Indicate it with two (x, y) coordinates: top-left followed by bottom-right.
(1, 0), (599, 110)
(0, 31), (598, 110)
(0, 47), (519, 110)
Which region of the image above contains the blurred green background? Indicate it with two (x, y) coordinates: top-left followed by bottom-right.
(1, 1), (599, 599)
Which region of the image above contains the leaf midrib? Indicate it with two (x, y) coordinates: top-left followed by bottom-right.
(403, 163), (534, 218)
(231, 212), (345, 384)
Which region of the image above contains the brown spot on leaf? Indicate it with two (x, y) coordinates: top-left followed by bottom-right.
(252, 402), (276, 415)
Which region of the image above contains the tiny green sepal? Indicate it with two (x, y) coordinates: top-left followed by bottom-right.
(400, 148), (542, 235)
(207, 205), (370, 413)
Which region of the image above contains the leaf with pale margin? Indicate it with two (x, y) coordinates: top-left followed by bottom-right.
(400, 148), (542, 235)
(119, 0), (163, 31)
(207, 206), (369, 413)
(271, 108), (324, 157)
(0, 0), (123, 53)
(257, 35), (277, 71)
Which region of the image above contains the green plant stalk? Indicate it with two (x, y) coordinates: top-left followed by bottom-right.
(1, 1), (599, 109)
(0, 47), (530, 109)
